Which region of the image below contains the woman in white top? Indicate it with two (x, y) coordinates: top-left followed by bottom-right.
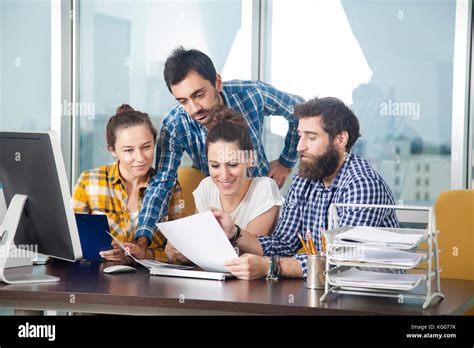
(165, 105), (282, 263)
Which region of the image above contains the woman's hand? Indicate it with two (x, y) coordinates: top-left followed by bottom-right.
(210, 208), (236, 239)
(100, 241), (133, 263)
(100, 240), (145, 263)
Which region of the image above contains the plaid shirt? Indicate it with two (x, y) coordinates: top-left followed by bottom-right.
(72, 162), (184, 261)
(136, 80), (304, 240)
(258, 153), (399, 277)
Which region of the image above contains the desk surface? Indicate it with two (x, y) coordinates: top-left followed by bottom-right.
(0, 260), (473, 315)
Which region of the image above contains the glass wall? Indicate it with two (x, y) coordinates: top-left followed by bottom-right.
(0, 0), (52, 219)
(78, 0), (254, 176)
(264, 0), (460, 204)
(0, 0), (471, 197)
(0, 0), (51, 131)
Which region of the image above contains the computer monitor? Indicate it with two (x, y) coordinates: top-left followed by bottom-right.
(0, 131), (82, 284)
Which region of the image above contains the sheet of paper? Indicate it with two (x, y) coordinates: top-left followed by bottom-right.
(331, 246), (424, 267)
(329, 268), (424, 290)
(334, 226), (424, 247)
(156, 211), (238, 273)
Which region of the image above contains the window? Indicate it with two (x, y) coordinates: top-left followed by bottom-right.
(0, 0), (51, 131)
(265, 0), (465, 204)
(78, 0), (254, 175)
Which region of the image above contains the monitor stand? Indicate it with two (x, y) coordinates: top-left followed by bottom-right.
(0, 194), (59, 284)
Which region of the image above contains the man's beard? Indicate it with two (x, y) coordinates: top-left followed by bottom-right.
(298, 144), (341, 181)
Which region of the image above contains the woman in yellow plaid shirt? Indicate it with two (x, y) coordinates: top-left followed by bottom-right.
(72, 104), (183, 262)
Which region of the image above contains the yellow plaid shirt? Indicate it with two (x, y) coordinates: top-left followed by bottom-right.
(72, 162), (183, 261)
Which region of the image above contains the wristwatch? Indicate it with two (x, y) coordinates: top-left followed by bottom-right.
(230, 224), (242, 244)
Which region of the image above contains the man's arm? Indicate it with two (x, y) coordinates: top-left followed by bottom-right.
(258, 81), (304, 169)
(136, 120), (184, 244)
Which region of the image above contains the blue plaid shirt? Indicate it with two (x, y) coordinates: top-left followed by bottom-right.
(258, 153), (399, 277)
(137, 80), (304, 240)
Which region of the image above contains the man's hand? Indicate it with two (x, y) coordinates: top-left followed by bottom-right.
(165, 242), (189, 264)
(268, 160), (291, 188)
(122, 242), (147, 259)
(210, 208), (236, 239)
(224, 253), (269, 280)
(135, 236), (149, 249)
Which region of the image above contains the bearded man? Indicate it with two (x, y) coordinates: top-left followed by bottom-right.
(212, 96), (399, 280)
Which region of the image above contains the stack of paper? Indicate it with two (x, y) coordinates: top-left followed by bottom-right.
(334, 226), (425, 249)
(330, 246), (424, 268)
(329, 268), (424, 291)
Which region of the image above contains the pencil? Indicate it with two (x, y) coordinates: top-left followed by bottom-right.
(297, 232), (310, 254)
(321, 232), (326, 254)
(306, 229), (317, 255)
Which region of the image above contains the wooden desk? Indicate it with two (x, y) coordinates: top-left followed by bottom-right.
(0, 260), (472, 315)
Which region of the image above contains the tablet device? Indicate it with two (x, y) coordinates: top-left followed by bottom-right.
(75, 213), (112, 261)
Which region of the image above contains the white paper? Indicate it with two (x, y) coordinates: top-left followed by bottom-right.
(334, 226), (424, 247)
(156, 211), (238, 273)
(330, 268), (424, 290)
(331, 246), (424, 267)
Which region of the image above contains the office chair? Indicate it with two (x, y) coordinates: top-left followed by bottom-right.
(435, 189), (474, 281)
(177, 167), (206, 217)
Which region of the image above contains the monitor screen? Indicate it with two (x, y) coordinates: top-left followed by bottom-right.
(0, 131), (82, 264)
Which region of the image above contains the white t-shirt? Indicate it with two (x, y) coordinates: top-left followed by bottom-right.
(192, 176), (282, 229)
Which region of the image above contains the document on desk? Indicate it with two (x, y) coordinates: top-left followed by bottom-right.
(329, 268), (424, 291)
(156, 211), (238, 273)
(330, 246), (424, 268)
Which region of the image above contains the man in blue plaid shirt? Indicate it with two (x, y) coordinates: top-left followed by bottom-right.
(213, 96), (399, 279)
(135, 47), (304, 250)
